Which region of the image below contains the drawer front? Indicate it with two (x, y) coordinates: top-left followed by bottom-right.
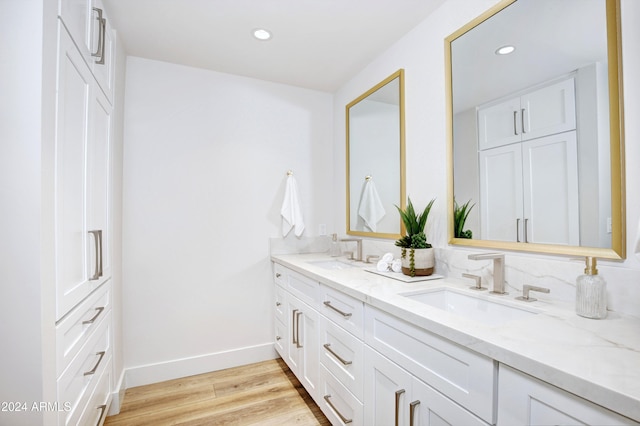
(319, 364), (364, 426)
(77, 358), (112, 426)
(274, 284), (286, 324)
(57, 311), (112, 425)
(274, 318), (287, 358)
(319, 316), (364, 401)
(364, 306), (495, 423)
(273, 264), (319, 307)
(320, 284), (364, 339)
(273, 263), (286, 287)
(57, 282), (111, 374)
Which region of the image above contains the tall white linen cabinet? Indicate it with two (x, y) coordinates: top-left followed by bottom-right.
(0, 1), (123, 425)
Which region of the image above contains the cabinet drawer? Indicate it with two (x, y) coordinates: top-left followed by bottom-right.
(274, 264), (319, 307)
(274, 318), (286, 359)
(364, 306), (495, 423)
(320, 284), (364, 339)
(57, 311), (111, 426)
(77, 358), (112, 426)
(319, 316), (364, 401)
(57, 282), (111, 374)
(274, 284), (286, 324)
(319, 364), (364, 426)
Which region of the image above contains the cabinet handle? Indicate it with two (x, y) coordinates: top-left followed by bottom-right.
(91, 8), (105, 64)
(521, 108), (526, 133)
(83, 307), (105, 325)
(323, 301), (352, 318)
(275, 273), (282, 278)
(84, 351), (106, 376)
(410, 400), (420, 426)
(323, 395), (353, 424)
(524, 218), (529, 243)
(276, 335), (281, 341)
(395, 389), (405, 426)
(292, 309), (299, 345)
(323, 343), (352, 365)
(276, 301), (281, 307)
(88, 230), (103, 280)
(516, 218), (521, 242)
(95, 404), (107, 426)
(295, 311), (303, 348)
(513, 110), (518, 135)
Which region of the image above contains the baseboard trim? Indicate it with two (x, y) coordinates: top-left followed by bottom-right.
(124, 343), (278, 388)
(108, 368), (127, 415)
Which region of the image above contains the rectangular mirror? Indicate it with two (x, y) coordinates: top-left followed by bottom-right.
(347, 69), (406, 239)
(446, 0), (625, 259)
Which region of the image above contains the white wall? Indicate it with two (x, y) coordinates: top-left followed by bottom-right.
(122, 58), (333, 385)
(333, 0), (640, 317)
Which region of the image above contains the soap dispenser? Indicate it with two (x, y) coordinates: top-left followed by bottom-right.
(576, 257), (607, 319)
(329, 233), (341, 257)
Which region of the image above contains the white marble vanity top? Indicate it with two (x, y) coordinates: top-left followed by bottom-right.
(271, 253), (640, 422)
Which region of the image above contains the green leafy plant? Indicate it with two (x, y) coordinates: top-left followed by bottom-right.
(395, 197), (435, 276)
(454, 199), (475, 239)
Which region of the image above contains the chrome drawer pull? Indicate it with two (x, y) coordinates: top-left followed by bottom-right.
(323, 343), (352, 365)
(96, 404), (107, 426)
(410, 400), (421, 426)
(275, 273), (282, 278)
(83, 307), (105, 325)
(323, 301), (352, 318)
(84, 351), (106, 376)
(295, 311), (303, 348)
(395, 389), (405, 426)
(292, 309), (299, 345)
(88, 230), (103, 280)
(323, 395), (353, 424)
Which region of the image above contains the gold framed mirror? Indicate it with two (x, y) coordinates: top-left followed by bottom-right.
(445, 0), (625, 259)
(346, 69), (406, 239)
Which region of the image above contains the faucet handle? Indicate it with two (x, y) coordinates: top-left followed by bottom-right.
(462, 273), (486, 291)
(365, 255), (380, 264)
(516, 284), (550, 302)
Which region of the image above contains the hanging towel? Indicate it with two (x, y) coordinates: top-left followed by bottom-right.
(358, 178), (386, 232)
(281, 175), (305, 237)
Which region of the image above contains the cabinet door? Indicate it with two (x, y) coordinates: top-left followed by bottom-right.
(477, 96), (522, 150)
(55, 23), (93, 320)
(411, 378), (488, 426)
(87, 82), (112, 285)
(498, 365), (636, 426)
(364, 347), (413, 426)
(285, 296), (319, 400)
(522, 132), (579, 245)
(479, 144), (524, 242)
(58, 0), (94, 59)
(521, 78), (576, 141)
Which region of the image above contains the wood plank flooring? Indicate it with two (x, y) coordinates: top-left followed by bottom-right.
(104, 358), (330, 425)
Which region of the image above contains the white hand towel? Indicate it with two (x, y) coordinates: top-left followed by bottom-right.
(281, 175), (305, 237)
(381, 252), (394, 263)
(377, 259), (389, 272)
(358, 179), (386, 232)
(391, 259), (402, 273)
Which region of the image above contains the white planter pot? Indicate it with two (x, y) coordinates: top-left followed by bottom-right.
(401, 248), (435, 276)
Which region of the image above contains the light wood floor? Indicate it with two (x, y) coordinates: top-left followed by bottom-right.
(104, 358), (330, 425)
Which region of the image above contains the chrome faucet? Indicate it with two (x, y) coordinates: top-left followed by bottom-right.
(340, 238), (362, 261)
(468, 252), (506, 294)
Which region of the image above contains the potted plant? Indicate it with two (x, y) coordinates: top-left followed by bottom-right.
(454, 199), (475, 239)
(395, 197), (436, 277)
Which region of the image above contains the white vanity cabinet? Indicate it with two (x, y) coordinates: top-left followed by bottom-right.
(497, 365), (638, 426)
(477, 77), (576, 150)
(365, 347), (488, 426)
(364, 306), (496, 424)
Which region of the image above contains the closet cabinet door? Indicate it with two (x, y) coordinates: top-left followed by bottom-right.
(522, 132), (579, 245)
(479, 144), (524, 242)
(55, 23), (93, 320)
(477, 96), (522, 150)
(521, 78), (576, 141)
(58, 0), (94, 60)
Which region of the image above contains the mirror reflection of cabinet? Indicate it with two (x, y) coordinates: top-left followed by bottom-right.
(478, 76), (579, 245)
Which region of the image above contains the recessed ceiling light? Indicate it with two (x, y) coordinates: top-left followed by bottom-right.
(253, 28), (272, 41)
(495, 45), (515, 55)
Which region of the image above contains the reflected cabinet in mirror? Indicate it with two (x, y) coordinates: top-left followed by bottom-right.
(347, 69), (406, 239)
(446, 0), (625, 259)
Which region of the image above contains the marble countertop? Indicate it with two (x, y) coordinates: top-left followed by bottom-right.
(271, 253), (640, 422)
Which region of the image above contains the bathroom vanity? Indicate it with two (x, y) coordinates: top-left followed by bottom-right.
(271, 253), (640, 425)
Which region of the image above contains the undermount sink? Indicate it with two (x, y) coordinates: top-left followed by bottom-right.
(400, 288), (540, 326)
(307, 260), (357, 270)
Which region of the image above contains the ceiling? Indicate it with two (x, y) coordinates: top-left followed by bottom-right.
(102, 0), (447, 93)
